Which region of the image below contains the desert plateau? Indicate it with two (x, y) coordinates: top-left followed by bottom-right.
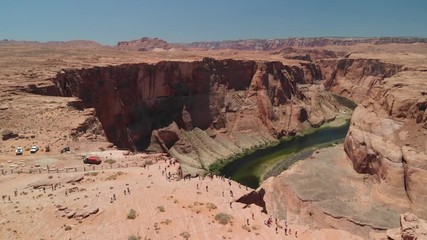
(1, 1), (427, 240)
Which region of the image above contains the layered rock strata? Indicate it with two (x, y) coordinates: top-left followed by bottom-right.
(53, 58), (348, 173)
(254, 57), (427, 238)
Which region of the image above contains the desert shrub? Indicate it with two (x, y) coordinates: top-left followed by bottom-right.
(215, 213), (233, 225)
(157, 206), (165, 212)
(64, 225), (72, 231)
(127, 209), (137, 219)
(206, 203), (217, 210)
(105, 159), (116, 165)
(128, 235), (141, 240)
(180, 231), (191, 239)
(145, 160), (153, 165)
(242, 224), (251, 232)
(160, 219), (172, 225)
(252, 225), (261, 230)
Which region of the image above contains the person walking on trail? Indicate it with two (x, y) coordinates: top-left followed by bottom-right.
(113, 194), (116, 200)
(205, 186), (208, 192)
(127, 187), (130, 195)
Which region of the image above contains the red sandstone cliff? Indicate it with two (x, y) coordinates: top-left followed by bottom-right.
(321, 57), (427, 218)
(53, 58), (347, 173)
(245, 57), (427, 238)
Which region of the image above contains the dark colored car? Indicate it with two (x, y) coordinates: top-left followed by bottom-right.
(61, 146), (70, 153)
(83, 156), (102, 165)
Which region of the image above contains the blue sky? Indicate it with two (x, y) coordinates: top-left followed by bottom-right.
(0, 0), (426, 45)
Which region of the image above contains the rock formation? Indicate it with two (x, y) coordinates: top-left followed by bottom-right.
(387, 213), (427, 240)
(322, 56), (427, 219)
(52, 58), (348, 173)
(117, 37), (173, 51)
(343, 69), (427, 218)
(322, 58), (402, 103)
(247, 56), (427, 238)
(185, 37), (427, 50)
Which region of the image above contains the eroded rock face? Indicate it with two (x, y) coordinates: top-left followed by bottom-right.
(322, 58), (402, 103)
(321, 57), (427, 217)
(255, 57), (426, 238)
(260, 146), (401, 239)
(53, 58), (347, 172)
(387, 213), (427, 240)
(343, 70), (427, 218)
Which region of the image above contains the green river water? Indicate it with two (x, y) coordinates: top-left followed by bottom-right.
(219, 95), (356, 188)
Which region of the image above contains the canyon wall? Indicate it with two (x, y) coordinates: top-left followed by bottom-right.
(253, 58), (427, 238)
(53, 58), (348, 173)
(324, 57), (427, 217)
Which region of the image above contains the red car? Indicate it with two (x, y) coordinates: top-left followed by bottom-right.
(83, 156), (102, 165)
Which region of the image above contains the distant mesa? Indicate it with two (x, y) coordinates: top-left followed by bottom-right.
(116, 37), (173, 51)
(0, 39), (102, 48)
(185, 37), (427, 50)
(116, 37), (427, 52)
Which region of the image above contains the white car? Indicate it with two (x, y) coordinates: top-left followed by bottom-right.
(30, 146), (39, 154)
(15, 147), (23, 155)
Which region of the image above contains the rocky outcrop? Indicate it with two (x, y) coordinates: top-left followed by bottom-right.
(387, 213), (427, 240)
(260, 145), (402, 239)
(343, 70), (427, 218)
(322, 58), (402, 103)
(117, 37), (172, 51)
(53, 58), (348, 172)
(320, 58), (426, 219)
(250, 57), (426, 238)
(2, 129), (18, 141)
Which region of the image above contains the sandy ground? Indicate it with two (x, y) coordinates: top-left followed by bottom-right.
(0, 150), (329, 240)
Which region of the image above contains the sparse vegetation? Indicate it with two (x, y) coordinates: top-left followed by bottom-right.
(106, 171), (124, 180)
(242, 224), (251, 232)
(157, 206), (165, 212)
(105, 159), (116, 165)
(206, 203), (217, 210)
(215, 213), (233, 225)
(180, 231), (191, 239)
(128, 235), (141, 240)
(160, 219), (172, 225)
(85, 171), (99, 176)
(64, 225), (72, 231)
(252, 225), (261, 230)
(127, 209), (137, 219)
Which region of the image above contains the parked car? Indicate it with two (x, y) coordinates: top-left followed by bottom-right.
(15, 147), (23, 155)
(61, 146), (70, 153)
(30, 146), (39, 154)
(83, 156), (102, 165)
